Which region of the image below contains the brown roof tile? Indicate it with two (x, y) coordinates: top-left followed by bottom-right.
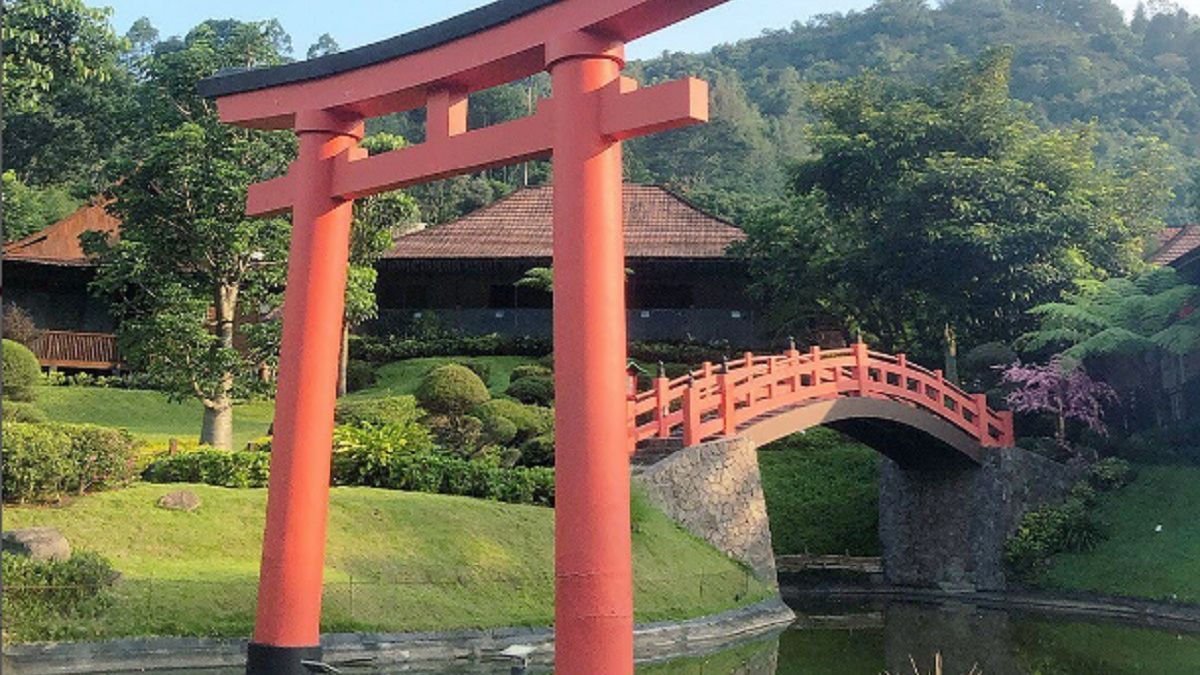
(3, 202), (119, 266)
(384, 184), (744, 260)
(1149, 225), (1200, 266)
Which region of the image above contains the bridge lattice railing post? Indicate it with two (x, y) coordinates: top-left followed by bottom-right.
(853, 340), (871, 396)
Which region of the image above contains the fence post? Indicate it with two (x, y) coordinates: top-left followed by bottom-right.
(683, 377), (701, 446)
(719, 361), (737, 436)
(999, 410), (1015, 447)
(854, 340), (870, 396)
(655, 368), (671, 439)
(974, 393), (990, 444)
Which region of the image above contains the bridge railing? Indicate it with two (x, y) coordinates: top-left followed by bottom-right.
(629, 341), (1014, 450)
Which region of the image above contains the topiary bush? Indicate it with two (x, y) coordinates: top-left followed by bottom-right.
(424, 413), (485, 456)
(2, 401), (48, 423)
(2, 550), (119, 642)
(345, 359), (377, 393)
(455, 358), (493, 385)
(509, 364), (552, 383)
(3, 338), (41, 402)
(519, 433), (556, 467)
(335, 395), (421, 427)
(143, 448), (271, 488)
(416, 364), (491, 415)
(2, 422), (72, 503)
(471, 399), (553, 444)
(480, 414), (518, 446)
(505, 375), (554, 406)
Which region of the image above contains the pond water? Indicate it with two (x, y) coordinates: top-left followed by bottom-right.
(92, 595), (1200, 674)
(645, 595), (1200, 674)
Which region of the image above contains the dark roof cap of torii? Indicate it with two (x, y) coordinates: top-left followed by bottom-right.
(198, 0), (559, 99)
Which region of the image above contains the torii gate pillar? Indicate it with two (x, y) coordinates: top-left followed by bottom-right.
(547, 33), (634, 670)
(197, 3), (733, 673)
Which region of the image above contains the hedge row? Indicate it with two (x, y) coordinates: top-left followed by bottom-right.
(2, 551), (119, 643)
(144, 448), (555, 506)
(3, 423), (139, 503)
(351, 334), (552, 363)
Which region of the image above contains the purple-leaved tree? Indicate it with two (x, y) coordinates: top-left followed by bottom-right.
(1001, 357), (1119, 447)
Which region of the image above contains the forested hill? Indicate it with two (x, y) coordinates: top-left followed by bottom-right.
(623, 0), (1200, 223)
(9, 0), (1200, 238)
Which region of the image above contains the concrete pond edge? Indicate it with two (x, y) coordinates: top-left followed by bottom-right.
(783, 585), (1200, 633)
(2, 596), (796, 674)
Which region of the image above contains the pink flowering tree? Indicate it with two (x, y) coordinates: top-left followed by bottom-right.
(1001, 357), (1119, 447)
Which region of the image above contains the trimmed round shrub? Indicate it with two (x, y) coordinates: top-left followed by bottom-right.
(3, 423), (72, 503)
(3, 339), (41, 402)
(519, 433), (555, 467)
(2, 401), (48, 423)
(335, 395), (421, 427)
(424, 413), (484, 455)
(509, 364), (552, 383)
(456, 358), (493, 385)
(345, 359), (377, 393)
(472, 399), (553, 444)
(505, 375), (554, 406)
(480, 414), (518, 446)
(416, 364), (490, 415)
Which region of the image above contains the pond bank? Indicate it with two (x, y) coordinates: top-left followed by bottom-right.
(2, 597), (794, 674)
(783, 584), (1200, 633)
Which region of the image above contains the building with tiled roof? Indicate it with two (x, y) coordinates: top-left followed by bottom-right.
(3, 202), (121, 369)
(375, 184), (757, 342)
(1149, 225), (1200, 280)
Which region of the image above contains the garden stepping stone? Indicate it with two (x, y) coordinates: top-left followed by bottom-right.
(157, 489), (201, 512)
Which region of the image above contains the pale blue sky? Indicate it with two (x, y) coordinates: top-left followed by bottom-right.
(100, 0), (1191, 61)
(102, 1), (854, 60)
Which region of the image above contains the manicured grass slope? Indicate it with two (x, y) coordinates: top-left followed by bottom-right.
(32, 385), (274, 448)
(4, 484), (769, 640)
(756, 428), (881, 556)
(29, 355), (536, 448)
(1041, 465), (1200, 603)
(356, 355), (539, 398)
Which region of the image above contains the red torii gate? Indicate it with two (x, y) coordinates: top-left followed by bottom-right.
(197, 1), (730, 673)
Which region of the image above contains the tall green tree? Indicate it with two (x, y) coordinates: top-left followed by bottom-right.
(738, 50), (1175, 359)
(87, 20), (295, 449)
(337, 133), (421, 395)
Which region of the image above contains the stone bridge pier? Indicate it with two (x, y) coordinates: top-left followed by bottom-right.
(636, 437), (1078, 591)
(879, 447), (1079, 590)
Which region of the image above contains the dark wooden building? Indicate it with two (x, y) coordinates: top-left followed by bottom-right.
(3, 203), (120, 370)
(373, 184), (758, 343)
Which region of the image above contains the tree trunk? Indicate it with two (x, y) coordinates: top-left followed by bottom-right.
(201, 283), (239, 450)
(337, 321), (349, 397)
(200, 399), (234, 449)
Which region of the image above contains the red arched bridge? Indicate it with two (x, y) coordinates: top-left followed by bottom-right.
(628, 341), (1014, 465)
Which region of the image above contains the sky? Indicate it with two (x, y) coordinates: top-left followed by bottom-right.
(101, 0), (1197, 63)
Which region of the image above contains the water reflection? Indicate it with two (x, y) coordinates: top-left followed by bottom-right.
(648, 596), (1200, 674)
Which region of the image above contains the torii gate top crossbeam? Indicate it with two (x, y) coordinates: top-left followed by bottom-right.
(197, 0), (726, 129)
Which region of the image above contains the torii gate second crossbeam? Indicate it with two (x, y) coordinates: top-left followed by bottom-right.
(197, 1), (731, 673)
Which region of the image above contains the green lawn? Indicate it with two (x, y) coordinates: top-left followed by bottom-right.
(354, 355), (539, 398)
(1041, 465), (1200, 603)
(757, 428), (881, 556)
(27, 355), (538, 449)
(4, 484), (769, 641)
(32, 385), (274, 449)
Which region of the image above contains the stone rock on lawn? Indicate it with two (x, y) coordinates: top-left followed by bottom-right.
(2, 527), (71, 561)
(157, 489), (201, 512)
